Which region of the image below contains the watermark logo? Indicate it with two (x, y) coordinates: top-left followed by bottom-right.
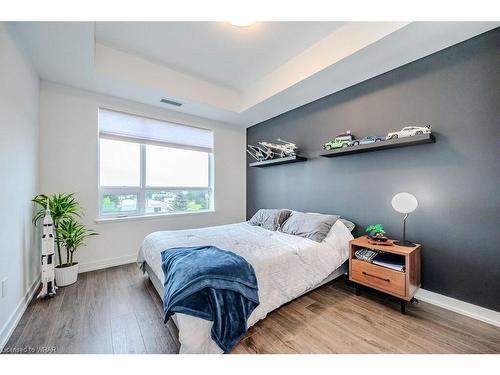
(3, 346), (57, 354)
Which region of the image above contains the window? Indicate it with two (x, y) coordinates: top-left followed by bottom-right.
(98, 109), (213, 218)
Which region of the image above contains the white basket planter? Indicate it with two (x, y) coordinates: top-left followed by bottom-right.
(55, 263), (79, 287)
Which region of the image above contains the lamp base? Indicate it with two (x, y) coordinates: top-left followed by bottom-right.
(394, 240), (416, 247)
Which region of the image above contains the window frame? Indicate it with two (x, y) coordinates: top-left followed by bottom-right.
(98, 137), (214, 219)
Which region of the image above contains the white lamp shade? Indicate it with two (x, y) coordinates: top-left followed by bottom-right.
(392, 192), (418, 214)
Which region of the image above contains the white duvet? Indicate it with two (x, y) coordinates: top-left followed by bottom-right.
(137, 220), (353, 353)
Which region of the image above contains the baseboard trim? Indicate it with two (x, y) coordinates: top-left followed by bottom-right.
(78, 254), (137, 273)
(0, 275), (40, 352)
(415, 288), (500, 328)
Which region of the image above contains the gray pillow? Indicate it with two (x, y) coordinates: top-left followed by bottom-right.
(306, 211), (355, 232)
(249, 209), (292, 231)
(280, 212), (340, 242)
(339, 219), (355, 232)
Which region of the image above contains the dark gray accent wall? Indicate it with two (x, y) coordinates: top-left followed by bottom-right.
(247, 28), (500, 311)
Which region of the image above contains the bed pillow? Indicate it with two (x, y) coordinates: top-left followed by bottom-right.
(248, 209), (292, 231)
(339, 219), (356, 232)
(280, 212), (340, 242)
(306, 211), (356, 232)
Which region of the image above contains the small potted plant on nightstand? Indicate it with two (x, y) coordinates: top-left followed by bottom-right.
(365, 223), (389, 243)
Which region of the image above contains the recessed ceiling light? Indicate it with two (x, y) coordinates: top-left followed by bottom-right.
(227, 20), (256, 27)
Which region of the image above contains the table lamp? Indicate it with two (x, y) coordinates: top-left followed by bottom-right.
(391, 192), (418, 247)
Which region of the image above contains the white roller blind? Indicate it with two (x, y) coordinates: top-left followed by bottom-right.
(99, 108), (213, 152)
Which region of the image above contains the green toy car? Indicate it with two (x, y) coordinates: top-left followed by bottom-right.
(323, 132), (353, 150)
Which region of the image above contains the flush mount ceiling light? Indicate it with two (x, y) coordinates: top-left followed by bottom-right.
(227, 20), (256, 27)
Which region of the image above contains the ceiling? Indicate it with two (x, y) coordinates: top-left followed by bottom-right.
(8, 21), (499, 127)
(96, 22), (344, 91)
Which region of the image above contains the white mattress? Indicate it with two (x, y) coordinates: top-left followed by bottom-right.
(137, 221), (353, 353)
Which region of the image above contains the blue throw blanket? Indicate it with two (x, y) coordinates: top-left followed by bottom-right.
(161, 246), (259, 353)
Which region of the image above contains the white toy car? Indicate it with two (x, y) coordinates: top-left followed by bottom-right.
(386, 125), (431, 140)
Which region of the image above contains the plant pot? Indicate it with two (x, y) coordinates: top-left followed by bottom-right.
(55, 263), (79, 287)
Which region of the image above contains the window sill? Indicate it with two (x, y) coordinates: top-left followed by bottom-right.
(95, 209), (215, 224)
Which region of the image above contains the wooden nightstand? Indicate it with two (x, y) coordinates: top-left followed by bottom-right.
(349, 236), (421, 314)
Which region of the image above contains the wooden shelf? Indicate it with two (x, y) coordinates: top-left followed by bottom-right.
(320, 134), (436, 158)
(249, 155), (307, 168)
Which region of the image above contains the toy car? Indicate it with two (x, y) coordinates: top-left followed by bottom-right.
(386, 125), (431, 140)
(323, 132), (353, 150)
(351, 135), (385, 146)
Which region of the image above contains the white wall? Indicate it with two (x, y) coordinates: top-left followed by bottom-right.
(0, 24), (40, 349)
(39, 81), (246, 271)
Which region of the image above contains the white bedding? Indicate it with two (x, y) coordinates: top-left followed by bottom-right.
(137, 220), (353, 353)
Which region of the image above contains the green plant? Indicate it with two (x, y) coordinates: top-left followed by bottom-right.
(32, 193), (82, 266)
(365, 223), (386, 236)
(57, 218), (98, 266)
(171, 192), (188, 211)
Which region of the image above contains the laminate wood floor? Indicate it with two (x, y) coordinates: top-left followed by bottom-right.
(4, 263), (500, 354)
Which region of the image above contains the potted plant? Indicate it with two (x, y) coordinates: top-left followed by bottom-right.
(55, 218), (98, 286)
(32, 193), (98, 286)
(365, 223), (388, 242)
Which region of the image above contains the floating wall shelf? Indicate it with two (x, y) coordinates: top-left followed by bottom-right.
(249, 155), (307, 168)
(320, 134), (436, 158)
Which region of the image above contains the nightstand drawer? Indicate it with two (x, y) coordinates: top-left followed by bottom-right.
(351, 259), (406, 297)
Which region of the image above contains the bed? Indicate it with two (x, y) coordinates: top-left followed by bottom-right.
(137, 219), (353, 353)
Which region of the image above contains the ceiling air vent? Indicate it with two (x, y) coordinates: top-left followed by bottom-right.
(160, 98), (183, 107)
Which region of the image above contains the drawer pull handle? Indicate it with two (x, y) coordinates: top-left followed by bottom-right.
(362, 272), (390, 282)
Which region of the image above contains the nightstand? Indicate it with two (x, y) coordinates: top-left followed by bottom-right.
(349, 236), (421, 314)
